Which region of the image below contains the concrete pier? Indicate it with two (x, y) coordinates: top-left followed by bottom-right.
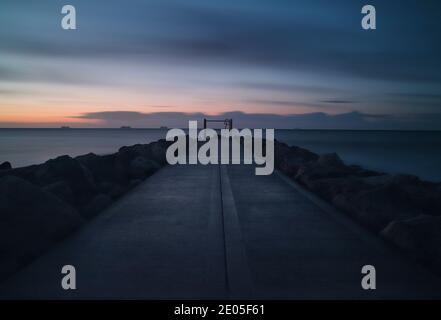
(1, 163), (441, 299)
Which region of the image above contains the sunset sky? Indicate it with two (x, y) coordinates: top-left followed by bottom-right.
(0, 0), (440, 129)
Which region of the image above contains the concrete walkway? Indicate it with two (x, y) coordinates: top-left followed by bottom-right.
(1, 164), (441, 299)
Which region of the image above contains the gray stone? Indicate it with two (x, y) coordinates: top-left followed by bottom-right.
(82, 194), (113, 218)
(0, 161), (12, 171)
(33, 155), (98, 205)
(0, 175), (83, 281)
(129, 156), (160, 179)
(317, 153), (344, 167)
(43, 180), (75, 205)
(382, 215), (441, 272)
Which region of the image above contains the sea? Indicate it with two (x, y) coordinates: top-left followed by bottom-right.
(1, 128), (441, 182)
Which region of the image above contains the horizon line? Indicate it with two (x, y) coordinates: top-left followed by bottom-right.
(1, 127), (441, 132)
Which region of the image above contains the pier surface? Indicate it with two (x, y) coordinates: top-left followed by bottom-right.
(1, 164), (441, 299)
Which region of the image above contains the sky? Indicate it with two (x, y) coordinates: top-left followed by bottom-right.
(0, 0), (440, 129)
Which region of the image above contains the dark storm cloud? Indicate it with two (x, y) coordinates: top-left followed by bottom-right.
(248, 99), (356, 111)
(247, 99), (330, 109)
(320, 100), (357, 104)
(2, 0), (441, 84)
(388, 92), (441, 102)
(1, 0), (441, 122)
(236, 82), (340, 94)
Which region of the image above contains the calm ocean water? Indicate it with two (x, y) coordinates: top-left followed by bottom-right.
(1, 129), (441, 182)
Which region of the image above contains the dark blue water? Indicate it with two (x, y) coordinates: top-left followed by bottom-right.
(0, 129), (166, 169)
(276, 130), (441, 182)
(1, 129), (441, 182)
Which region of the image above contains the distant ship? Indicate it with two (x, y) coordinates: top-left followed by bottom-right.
(120, 126), (132, 129)
(60, 126), (70, 129)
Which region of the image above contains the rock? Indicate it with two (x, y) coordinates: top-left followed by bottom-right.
(274, 141), (291, 160)
(77, 153), (128, 185)
(0, 161), (12, 171)
(33, 155), (98, 206)
(306, 176), (371, 202)
(108, 184), (127, 199)
(399, 181), (441, 216)
(43, 181), (75, 205)
(333, 184), (420, 232)
(363, 174), (420, 187)
(75, 153), (104, 174)
(148, 139), (170, 165)
(382, 215), (441, 272)
(347, 165), (381, 178)
(98, 181), (115, 193)
(0, 164), (38, 181)
(118, 144), (152, 160)
(96, 181), (127, 199)
(295, 162), (353, 187)
(129, 179), (143, 189)
(0, 175), (83, 280)
(317, 153), (344, 167)
(129, 156), (160, 179)
(82, 194), (113, 219)
(294, 153), (384, 188)
(276, 143), (319, 176)
(113, 153), (133, 181)
(78, 142), (168, 186)
(0, 141), (169, 280)
(362, 174), (441, 216)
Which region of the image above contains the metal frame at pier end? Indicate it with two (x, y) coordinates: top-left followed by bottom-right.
(203, 118), (233, 130)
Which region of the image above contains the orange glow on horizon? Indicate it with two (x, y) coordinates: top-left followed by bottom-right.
(0, 93), (321, 126)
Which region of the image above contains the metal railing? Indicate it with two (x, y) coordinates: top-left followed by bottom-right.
(203, 118), (233, 130)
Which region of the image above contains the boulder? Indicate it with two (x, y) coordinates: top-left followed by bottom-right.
(333, 184), (421, 232)
(43, 181), (75, 205)
(118, 144), (152, 161)
(82, 194), (113, 219)
(129, 156), (160, 179)
(382, 215), (441, 272)
(33, 155), (98, 205)
(0, 164), (38, 181)
(108, 184), (127, 199)
(347, 165), (381, 178)
(400, 182), (441, 216)
(129, 179), (143, 189)
(305, 176), (371, 202)
(363, 174), (420, 187)
(362, 174), (441, 216)
(276, 143), (318, 176)
(76, 153), (128, 185)
(274, 141), (292, 161)
(0, 175), (83, 280)
(98, 181), (116, 194)
(75, 153), (106, 176)
(148, 139), (170, 165)
(296, 163), (352, 187)
(317, 153), (344, 167)
(79, 142), (168, 185)
(0, 161), (12, 171)
(295, 153), (383, 188)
